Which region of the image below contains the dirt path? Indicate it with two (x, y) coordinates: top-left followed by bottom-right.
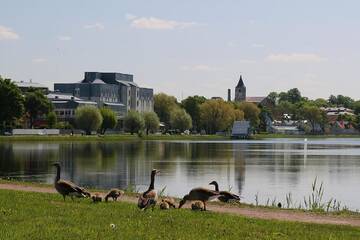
(1, 183), (360, 227)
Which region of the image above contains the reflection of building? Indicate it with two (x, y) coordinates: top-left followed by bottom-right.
(54, 72), (154, 119)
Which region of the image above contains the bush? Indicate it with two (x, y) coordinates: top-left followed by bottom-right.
(46, 112), (57, 128)
(100, 107), (117, 134)
(143, 112), (160, 135)
(170, 109), (192, 133)
(75, 105), (103, 135)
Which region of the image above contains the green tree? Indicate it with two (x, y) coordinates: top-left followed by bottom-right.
(143, 111), (160, 135)
(170, 109), (192, 132)
(124, 110), (145, 135)
(75, 105), (103, 135)
(312, 98), (329, 108)
(267, 92), (278, 106)
(336, 95), (354, 108)
(0, 76), (24, 131)
(99, 107), (117, 134)
(25, 89), (53, 128)
(154, 93), (179, 128)
(237, 102), (261, 128)
(181, 95), (206, 131)
(352, 101), (360, 115)
(46, 112), (57, 128)
(279, 88), (302, 104)
(200, 99), (236, 134)
(301, 105), (327, 133)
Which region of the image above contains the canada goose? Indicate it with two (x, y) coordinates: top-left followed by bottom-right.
(191, 201), (205, 211)
(178, 187), (220, 211)
(159, 200), (170, 210)
(138, 169), (160, 210)
(53, 163), (90, 201)
(105, 188), (124, 202)
(91, 193), (102, 203)
(209, 181), (240, 203)
(162, 197), (176, 208)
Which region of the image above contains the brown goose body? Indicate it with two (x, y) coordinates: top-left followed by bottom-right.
(105, 188), (124, 202)
(138, 169), (160, 210)
(209, 181), (240, 203)
(179, 187), (220, 211)
(53, 163), (90, 201)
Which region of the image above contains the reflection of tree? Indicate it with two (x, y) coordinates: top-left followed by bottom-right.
(233, 143), (246, 196)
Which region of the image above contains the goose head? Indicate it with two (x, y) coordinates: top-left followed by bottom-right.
(178, 194), (189, 209)
(209, 181), (217, 186)
(151, 169), (160, 176)
(52, 162), (61, 168)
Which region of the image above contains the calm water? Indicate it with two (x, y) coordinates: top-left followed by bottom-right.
(1, 138), (360, 210)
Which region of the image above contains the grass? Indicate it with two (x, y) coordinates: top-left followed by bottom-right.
(0, 134), (228, 142)
(1, 190), (360, 240)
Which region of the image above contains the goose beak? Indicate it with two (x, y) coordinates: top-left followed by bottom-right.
(156, 170), (160, 174)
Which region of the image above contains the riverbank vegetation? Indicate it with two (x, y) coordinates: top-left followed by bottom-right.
(1, 189), (360, 240)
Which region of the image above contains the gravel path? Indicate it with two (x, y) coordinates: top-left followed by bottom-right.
(1, 183), (360, 227)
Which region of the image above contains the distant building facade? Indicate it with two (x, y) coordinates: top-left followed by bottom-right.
(54, 72), (154, 119)
(234, 75), (246, 102)
(14, 81), (49, 94)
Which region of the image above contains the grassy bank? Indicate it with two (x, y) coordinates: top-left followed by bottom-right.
(0, 134), (228, 142)
(1, 189), (359, 240)
(253, 133), (360, 139)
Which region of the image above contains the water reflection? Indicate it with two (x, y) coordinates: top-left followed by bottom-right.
(1, 139), (360, 210)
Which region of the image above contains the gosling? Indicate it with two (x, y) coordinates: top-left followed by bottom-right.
(162, 197), (176, 208)
(91, 193), (102, 203)
(159, 200), (170, 210)
(105, 188), (124, 202)
(191, 201), (205, 211)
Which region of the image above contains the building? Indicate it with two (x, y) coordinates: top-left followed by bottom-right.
(14, 80), (49, 94)
(231, 120), (251, 139)
(54, 72), (154, 119)
(234, 75), (246, 102)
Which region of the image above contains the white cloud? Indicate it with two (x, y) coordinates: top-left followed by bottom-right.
(251, 43), (264, 48)
(0, 25), (19, 40)
(32, 58), (47, 63)
(128, 16), (199, 30)
(181, 64), (220, 71)
(58, 36), (72, 41)
(265, 53), (327, 63)
(125, 13), (137, 21)
(83, 23), (105, 30)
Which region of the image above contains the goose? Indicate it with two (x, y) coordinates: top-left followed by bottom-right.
(91, 192), (102, 203)
(104, 188), (124, 202)
(191, 201), (205, 211)
(209, 181), (240, 203)
(178, 187), (220, 211)
(159, 200), (170, 210)
(162, 197), (176, 208)
(137, 169), (160, 210)
(52, 163), (90, 201)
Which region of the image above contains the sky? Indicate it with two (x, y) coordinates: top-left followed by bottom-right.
(1, 0), (360, 101)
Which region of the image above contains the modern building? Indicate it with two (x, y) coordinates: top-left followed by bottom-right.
(54, 72), (154, 119)
(14, 80), (49, 94)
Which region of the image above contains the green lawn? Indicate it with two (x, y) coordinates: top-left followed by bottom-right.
(1, 190), (359, 240)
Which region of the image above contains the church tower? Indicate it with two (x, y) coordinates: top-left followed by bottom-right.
(235, 75), (246, 102)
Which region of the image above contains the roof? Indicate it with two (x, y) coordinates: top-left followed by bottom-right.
(127, 81), (138, 87)
(246, 96), (266, 103)
(14, 81), (48, 89)
(116, 80), (130, 87)
(236, 75), (245, 88)
(75, 100), (97, 105)
(47, 93), (81, 101)
(92, 79), (106, 84)
(103, 102), (125, 106)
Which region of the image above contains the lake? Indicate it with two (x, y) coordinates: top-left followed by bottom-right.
(1, 138), (360, 210)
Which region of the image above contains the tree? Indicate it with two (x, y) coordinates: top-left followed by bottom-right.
(267, 92), (278, 106)
(99, 107), (117, 134)
(0, 76), (24, 131)
(75, 105), (103, 135)
(352, 101), (360, 115)
(279, 88), (302, 104)
(46, 112), (57, 128)
(301, 105), (327, 134)
(25, 89), (53, 128)
(170, 109), (192, 132)
(181, 95), (206, 131)
(154, 93), (179, 128)
(237, 102), (261, 128)
(143, 111), (160, 135)
(312, 98), (329, 108)
(124, 110), (145, 135)
(200, 99), (236, 134)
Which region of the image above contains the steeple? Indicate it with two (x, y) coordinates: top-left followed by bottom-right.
(236, 75), (244, 88)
